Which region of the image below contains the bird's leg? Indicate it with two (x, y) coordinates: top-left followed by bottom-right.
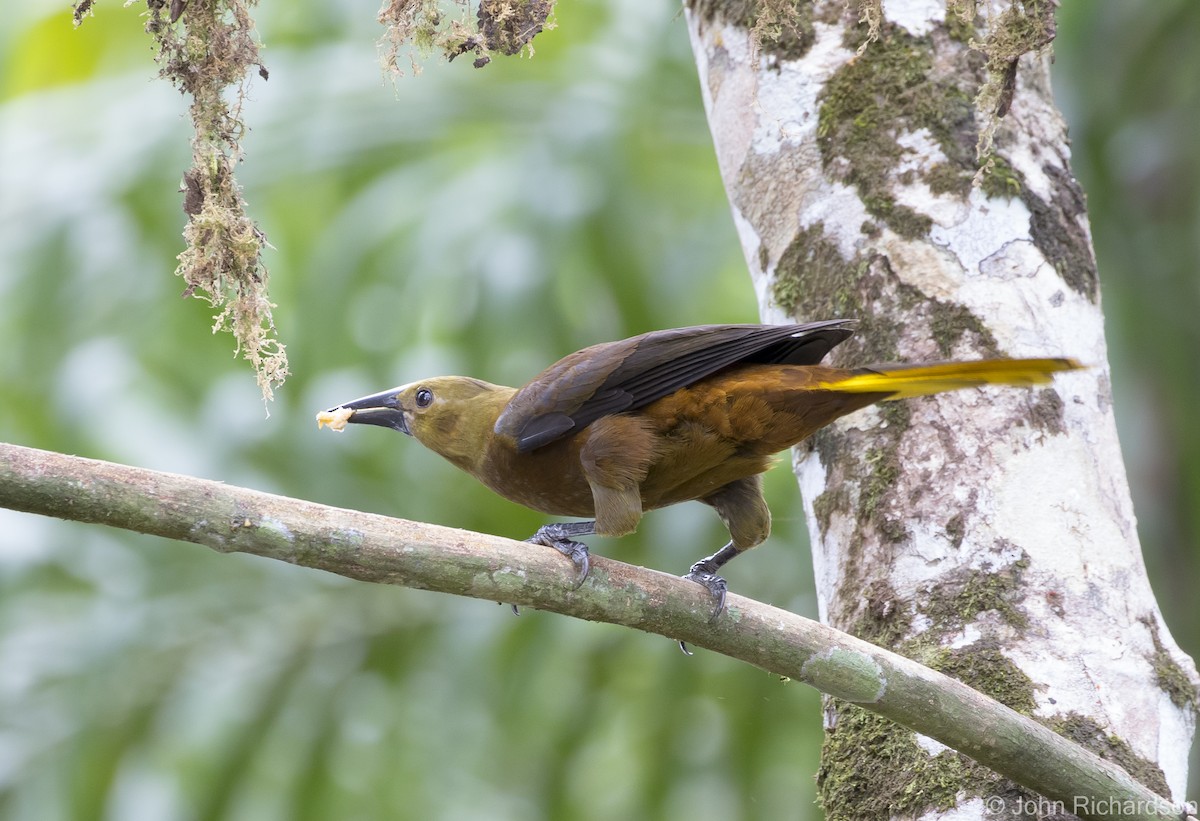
(683, 541), (739, 621)
(683, 477), (767, 628)
(527, 520), (595, 587)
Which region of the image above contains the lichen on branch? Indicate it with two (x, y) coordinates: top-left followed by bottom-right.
(147, 0), (288, 402)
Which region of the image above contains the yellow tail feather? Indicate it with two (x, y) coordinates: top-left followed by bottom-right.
(818, 358), (1085, 399)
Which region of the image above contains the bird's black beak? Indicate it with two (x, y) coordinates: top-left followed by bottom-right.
(325, 389), (411, 435)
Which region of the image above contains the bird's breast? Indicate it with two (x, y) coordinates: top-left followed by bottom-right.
(475, 437), (598, 518)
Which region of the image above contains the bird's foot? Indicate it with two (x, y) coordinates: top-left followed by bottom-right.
(679, 560), (728, 655)
(527, 522), (594, 588)
(683, 557), (728, 623)
(676, 543), (739, 655)
(550, 540), (590, 587)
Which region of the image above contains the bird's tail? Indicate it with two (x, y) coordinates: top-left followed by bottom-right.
(817, 357), (1085, 399)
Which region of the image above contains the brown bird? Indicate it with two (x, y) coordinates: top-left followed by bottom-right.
(318, 321), (1081, 617)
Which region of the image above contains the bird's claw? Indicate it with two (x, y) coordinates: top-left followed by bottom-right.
(527, 523), (592, 588)
(678, 564), (728, 655)
(684, 560), (728, 623)
(677, 543), (739, 654)
(550, 540), (590, 587)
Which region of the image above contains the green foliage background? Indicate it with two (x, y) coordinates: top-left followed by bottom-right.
(0, 1), (1195, 817)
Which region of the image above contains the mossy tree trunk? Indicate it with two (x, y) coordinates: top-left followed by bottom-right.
(684, 1), (1197, 818)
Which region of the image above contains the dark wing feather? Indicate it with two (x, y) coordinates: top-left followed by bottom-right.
(495, 321), (855, 452)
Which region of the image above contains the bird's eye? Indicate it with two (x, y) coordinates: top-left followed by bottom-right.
(415, 387), (434, 408)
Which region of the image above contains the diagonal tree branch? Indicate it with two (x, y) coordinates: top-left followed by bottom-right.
(0, 442), (1182, 821)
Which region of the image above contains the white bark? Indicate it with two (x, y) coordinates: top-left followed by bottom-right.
(686, 1), (1196, 816)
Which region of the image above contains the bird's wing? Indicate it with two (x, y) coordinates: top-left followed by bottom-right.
(495, 321), (855, 452)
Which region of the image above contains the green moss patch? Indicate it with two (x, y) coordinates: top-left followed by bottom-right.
(926, 161), (973, 198)
(817, 25), (976, 238)
(771, 222), (866, 323)
(929, 301), (1000, 357)
(1048, 713), (1172, 798)
(979, 154), (1023, 199)
(1140, 615), (1198, 710)
(926, 641), (1037, 714)
(817, 702), (989, 821)
(1024, 163), (1100, 300)
(921, 553), (1031, 632)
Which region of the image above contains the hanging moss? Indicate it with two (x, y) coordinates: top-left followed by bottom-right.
(971, 1), (1057, 159)
(378, 0), (557, 74)
(685, 0), (816, 63)
(71, 0), (95, 26)
(943, 0), (976, 44)
(477, 0), (555, 56)
(146, 0), (288, 402)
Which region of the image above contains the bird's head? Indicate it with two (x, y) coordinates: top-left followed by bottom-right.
(320, 376), (515, 471)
